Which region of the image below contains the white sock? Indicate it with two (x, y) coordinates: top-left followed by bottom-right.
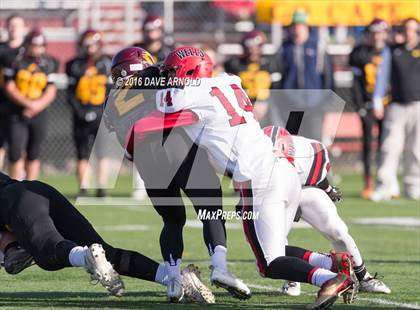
(308, 252), (333, 270)
(211, 245), (228, 271)
(155, 263), (167, 285)
(165, 255), (181, 279)
(69, 246), (88, 267)
(311, 268), (337, 287)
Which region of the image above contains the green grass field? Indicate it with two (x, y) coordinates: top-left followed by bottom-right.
(0, 173), (419, 309)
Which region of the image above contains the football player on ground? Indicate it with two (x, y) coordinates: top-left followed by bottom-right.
(0, 14), (26, 170)
(263, 126), (391, 295)
(0, 171), (215, 303)
(156, 46), (358, 309)
(66, 29), (111, 198)
(105, 47), (250, 302)
(3, 29), (58, 180)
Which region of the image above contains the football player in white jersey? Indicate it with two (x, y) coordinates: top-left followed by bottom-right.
(263, 126), (391, 296)
(156, 46), (357, 309)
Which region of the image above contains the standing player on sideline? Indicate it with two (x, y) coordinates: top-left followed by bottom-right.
(105, 47), (250, 302)
(0, 14), (26, 170)
(0, 171), (215, 303)
(156, 46), (357, 309)
(263, 126), (391, 296)
(66, 30), (111, 197)
(4, 29), (58, 180)
(131, 14), (172, 200)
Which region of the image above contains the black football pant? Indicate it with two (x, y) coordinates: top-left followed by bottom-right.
(0, 180), (159, 282)
(360, 109), (383, 179)
(133, 128), (226, 262)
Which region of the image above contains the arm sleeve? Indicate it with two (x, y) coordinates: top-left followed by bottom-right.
(372, 46), (391, 110)
(65, 61), (85, 117)
(349, 49), (366, 111)
(322, 52), (334, 89)
(156, 88), (192, 113)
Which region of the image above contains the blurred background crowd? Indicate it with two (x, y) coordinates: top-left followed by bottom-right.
(0, 0), (419, 201)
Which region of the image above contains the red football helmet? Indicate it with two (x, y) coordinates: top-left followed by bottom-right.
(78, 29), (102, 47)
(161, 46), (213, 80)
(263, 126), (294, 163)
(111, 47), (155, 85)
(24, 28), (46, 47)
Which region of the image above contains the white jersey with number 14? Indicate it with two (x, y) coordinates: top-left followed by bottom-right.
(156, 73), (275, 182)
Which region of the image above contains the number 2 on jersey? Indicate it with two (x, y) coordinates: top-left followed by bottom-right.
(210, 84), (253, 127)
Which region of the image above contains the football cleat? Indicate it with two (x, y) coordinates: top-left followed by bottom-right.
(308, 273), (355, 310)
(181, 264), (215, 304)
(167, 275), (184, 302)
(4, 244), (35, 274)
(369, 189), (392, 202)
(330, 251), (359, 300)
(210, 266), (251, 300)
(84, 244), (125, 297)
(281, 281), (301, 296)
(360, 273), (391, 294)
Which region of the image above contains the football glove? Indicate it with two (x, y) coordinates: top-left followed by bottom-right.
(326, 186), (342, 203)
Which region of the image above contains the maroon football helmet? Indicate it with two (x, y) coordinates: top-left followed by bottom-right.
(241, 30), (266, 48)
(111, 47), (155, 85)
(24, 28), (46, 47)
(161, 46), (213, 80)
(368, 18), (389, 33)
(78, 29), (102, 47)
(143, 15), (163, 31)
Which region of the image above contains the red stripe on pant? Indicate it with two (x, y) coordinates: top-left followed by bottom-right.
(309, 143), (323, 186)
(239, 183), (267, 276)
(307, 267), (319, 284)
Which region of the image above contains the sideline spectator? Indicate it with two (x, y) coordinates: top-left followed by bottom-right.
(224, 30), (281, 121)
(349, 18), (391, 199)
(370, 18), (420, 201)
(134, 15), (172, 62)
(278, 10), (333, 140)
(66, 30), (112, 198)
(4, 29), (57, 180)
(0, 14), (26, 170)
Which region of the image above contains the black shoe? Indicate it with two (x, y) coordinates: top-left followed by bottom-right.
(4, 243), (35, 274)
(96, 188), (107, 198)
(78, 188), (88, 197)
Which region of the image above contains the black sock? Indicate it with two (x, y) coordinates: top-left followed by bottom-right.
(285, 245), (309, 259)
(110, 248), (160, 283)
(265, 256), (314, 283)
(354, 262), (367, 281)
(55, 240), (78, 267)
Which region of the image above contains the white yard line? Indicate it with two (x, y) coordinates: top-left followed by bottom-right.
(247, 283), (420, 309)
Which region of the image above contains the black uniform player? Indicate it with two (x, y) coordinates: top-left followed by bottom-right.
(66, 30), (111, 197)
(0, 171), (215, 303)
(3, 29), (58, 181)
(224, 31), (281, 121)
(105, 47), (250, 302)
(134, 15), (172, 62)
(349, 19), (390, 199)
(0, 14), (26, 170)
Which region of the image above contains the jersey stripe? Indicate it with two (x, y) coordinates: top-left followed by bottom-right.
(306, 143), (326, 186)
(271, 126), (279, 146)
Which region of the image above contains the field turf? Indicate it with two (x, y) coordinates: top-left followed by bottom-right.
(0, 173), (419, 309)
